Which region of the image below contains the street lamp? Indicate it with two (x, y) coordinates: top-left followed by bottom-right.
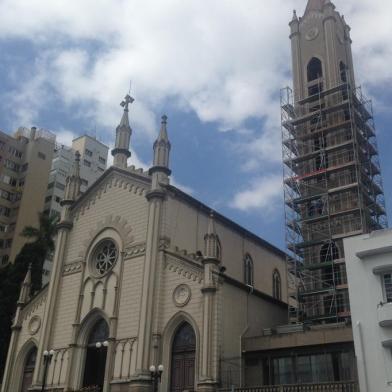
(149, 364), (164, 392)
(41, 349), (55, 392)
(95, 340), (109, 349)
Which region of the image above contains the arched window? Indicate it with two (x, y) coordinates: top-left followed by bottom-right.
(244, 254), (254, 286)
(21, 347), (37, 392)
(171, 322), (196, 392)
(307, 57), (323, 82)
(273, 270), (282, 300)
(83, 318), (109, 390)
(340, 62), (347, 83)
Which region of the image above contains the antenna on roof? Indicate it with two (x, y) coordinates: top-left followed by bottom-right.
(128, 80), (132, 95)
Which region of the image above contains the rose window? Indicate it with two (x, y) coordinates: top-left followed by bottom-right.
(93, 240), (118, 275)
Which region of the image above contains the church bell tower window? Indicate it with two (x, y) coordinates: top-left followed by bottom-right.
(92, 239), (118, 276)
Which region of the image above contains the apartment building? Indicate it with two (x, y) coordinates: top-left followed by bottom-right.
(0, 127), (55, 267)
(44, 135), (108, 218)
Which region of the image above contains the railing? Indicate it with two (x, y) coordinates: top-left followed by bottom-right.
(219, 381), (359, 392)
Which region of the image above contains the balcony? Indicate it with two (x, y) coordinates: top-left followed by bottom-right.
(378, 302), (392, 327)
(219, 382), (359, 392)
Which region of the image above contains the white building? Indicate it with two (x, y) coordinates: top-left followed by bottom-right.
(44, 135), (109, 218)
(344, 229), (392, 392)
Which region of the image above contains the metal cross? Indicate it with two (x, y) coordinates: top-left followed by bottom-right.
(120, 94), (135, 111)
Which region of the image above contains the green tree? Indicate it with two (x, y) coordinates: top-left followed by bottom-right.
(20, 213), (59, 291)
(0, 213), (58, 379)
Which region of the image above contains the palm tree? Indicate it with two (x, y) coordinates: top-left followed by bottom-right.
(21, 212), (59, 256)
(0, 213), (59, 378)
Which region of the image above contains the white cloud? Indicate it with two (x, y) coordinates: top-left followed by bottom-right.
(0, 0), (390, 212)
(55, 129), (77, 146)
(229, 175), (283, 213)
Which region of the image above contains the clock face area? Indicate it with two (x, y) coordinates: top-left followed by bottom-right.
(306, 27), (319, 41)
(173, 284), (192, 307)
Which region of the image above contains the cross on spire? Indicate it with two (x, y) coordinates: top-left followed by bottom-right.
(120, 94), (135, 112)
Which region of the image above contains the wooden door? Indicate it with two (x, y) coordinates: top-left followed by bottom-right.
(21, 347), (37, 392)
(170, 323), (196, 392)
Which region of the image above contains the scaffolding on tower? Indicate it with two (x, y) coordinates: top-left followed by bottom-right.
(281, 75), (387, 324)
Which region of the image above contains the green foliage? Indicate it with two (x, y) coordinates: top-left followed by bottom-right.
(0, 213), (58, 379)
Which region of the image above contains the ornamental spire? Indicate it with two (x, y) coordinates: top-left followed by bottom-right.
(112, 94), (133, 168)
(62, 150), (82, 205)
(204, 211), (220, 261)
(18, 264), (32, 304)
(149, 115), (171, 187)
(153, 115), (171, 168)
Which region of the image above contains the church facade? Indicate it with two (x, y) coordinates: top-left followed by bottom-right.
(1, 96), (288, 392)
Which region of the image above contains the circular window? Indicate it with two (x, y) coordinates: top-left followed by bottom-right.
(92, 240), (118, 276)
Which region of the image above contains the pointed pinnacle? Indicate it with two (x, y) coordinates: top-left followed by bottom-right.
(24, 264), (32, 284)
(158, 114), (169, 141)
(72, 150), (81, 177)
(207, 210), (217, 235)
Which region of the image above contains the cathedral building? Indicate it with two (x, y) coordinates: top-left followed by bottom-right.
(1, 94), (288, 392)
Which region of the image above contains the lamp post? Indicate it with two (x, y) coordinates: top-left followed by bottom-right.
(94, 341), (109, 392)
(149, 364), (164, 392)
(41, 349), (55, 392)
(95, 340), (109, 349)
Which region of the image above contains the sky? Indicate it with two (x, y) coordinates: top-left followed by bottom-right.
(0, 0), (391, 251)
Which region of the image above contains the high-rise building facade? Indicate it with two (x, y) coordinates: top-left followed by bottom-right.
(0, 127), (55, 267)
(44, 135), (108, 219)
(282, 0), (387, 323)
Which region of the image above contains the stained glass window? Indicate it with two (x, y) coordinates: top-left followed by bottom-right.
(93, 240), (118, 275)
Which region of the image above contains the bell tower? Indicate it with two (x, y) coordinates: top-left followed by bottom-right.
(282, 0), (387, 324)
(290, 0), (355, 103)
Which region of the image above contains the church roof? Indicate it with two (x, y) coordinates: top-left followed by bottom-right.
(165, 184), (287, 259)
(70, 165), (286, 260)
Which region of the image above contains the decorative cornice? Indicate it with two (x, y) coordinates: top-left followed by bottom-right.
(57, 221), (73, 231)
(165, 254), (203, 284)
(63, 260), (83, 276)
(111, 147), (131, 158)
(202, 257), (220, 266)
(146, 189), (166, 201)
(125, 242), (146, 259)
(201, 286), (217, 294)
(148, 166), (172, 176)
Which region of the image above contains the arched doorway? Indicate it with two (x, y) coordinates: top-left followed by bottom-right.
(82, 318), (109, 391)
(20, 346), (37, 392)
(170, 322), (196, 392)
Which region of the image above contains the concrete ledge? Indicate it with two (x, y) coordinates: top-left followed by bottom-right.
(243, 324), (353, 352)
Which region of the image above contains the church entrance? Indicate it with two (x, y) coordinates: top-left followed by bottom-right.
(170, 322), (196, 392)
(82, 318), (109, 391)
(20, 347), (37, 392)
